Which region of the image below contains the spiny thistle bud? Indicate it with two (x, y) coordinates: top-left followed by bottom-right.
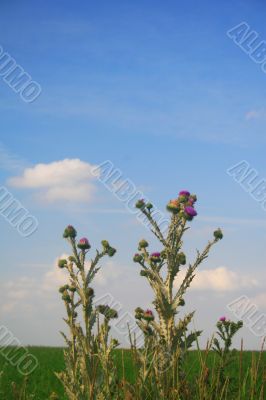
(136, 199), (145, 209)
(59, 286), (66, 293)
(135, 307), (144, 320)
(63, 225), (77, 239)
(68, 256), (76, 263)
(166, 199), (180, 214)
(138, 239), (149, 249)
(97, 305), (118, 319)
(213, 228), (223, 240)
(69, 286), (76, 293)
(101, 240), (110, 249)
(133, 253), (142, 263)
(62, 294), (71, 303)
(146, 202), (153, 211)
(143, 309), (154, 321)
(107, 308), (118, 319)
(150, 252), (161, 263)
(177, 252), (186, 265)
(107, 247), (116, 257)
(184, 206), (197, 220)
(86, 287), (94, 297)
(179, 298), (185, 306)
(188, 194), (197, 206)
(58, 259), (67, 269)
(77, 237), (91, 250)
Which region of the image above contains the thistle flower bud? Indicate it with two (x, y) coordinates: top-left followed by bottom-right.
(62, 294), (71, 303)
(101, 240), (110, 249)
(97, 305), (118, 319)
(135, 307), (143, 320)
(86, 287), (94, 297)
(68, 256), (76, 263)
(59, 286), (66, 293)
(179, 298), (185, 306)
(63, 225), (77, 239)
(69, 286), (76, 293)
(143, 309), (154, 321)
(133, 253), (142, 263)
(166, 199), (180, 214)
(213, 228), (223, 240)
(179, 195), (188, 203)
(138, 239), (149, 249)
(136, 199), (145, 209)
(177, 252), (186, 265)
(107, 247), (116, 257)
(77, 237), (91, 250)
(150, 252), (161, 263)
(146, 202), (153, 211)
(58, 259), (67, 269)
(188, 194), (197, 206)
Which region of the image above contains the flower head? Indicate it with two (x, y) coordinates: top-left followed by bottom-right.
(143, 309), (154, 321)
(58, 259), (68, 269)
(77, 237), (91, 250)
(136, 199), (146, 209)
(214, 228), (223, 240)
(166, 199), (180, 213)
(63, 225), (77, 239)
(138, 239), (149, 249)
(184, 206), (197, 220)
(219, 316), (226, 322)
(150, 252), (161, 262)
(133, 253), (143, 263)
(179, 190), (190, 197)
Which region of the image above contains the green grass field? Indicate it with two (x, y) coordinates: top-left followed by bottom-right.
(0, 347), (265, 399)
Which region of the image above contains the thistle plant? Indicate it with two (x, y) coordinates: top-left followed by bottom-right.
(212, 317), (243, 392)
(56, 225), (120, 400)
(130, 191), (223, 399)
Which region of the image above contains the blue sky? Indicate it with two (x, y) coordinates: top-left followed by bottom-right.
(0, 0), (266, 349)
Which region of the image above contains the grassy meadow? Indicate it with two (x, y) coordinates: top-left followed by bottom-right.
(0, 347), (265, 399)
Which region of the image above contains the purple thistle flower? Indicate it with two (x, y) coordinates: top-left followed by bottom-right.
(151, 252), (161, 258)
(179, 190), (190, 197)
(219, 316), (226, 322)
(77, 237), (91, 250)
(145, 309), (153, 316)
(184, 206), (197, 217)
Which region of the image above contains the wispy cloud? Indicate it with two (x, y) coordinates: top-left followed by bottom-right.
(0, 142), (28, 172)
(245, 109), (266, 120)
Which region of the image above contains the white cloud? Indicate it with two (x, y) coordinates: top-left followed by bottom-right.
(175, 266), (258, 292)
(8, 158), (99, 203)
